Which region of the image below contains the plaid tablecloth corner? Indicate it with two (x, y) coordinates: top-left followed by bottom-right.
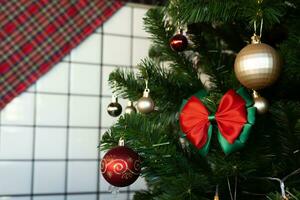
(0, 0), (124, 110)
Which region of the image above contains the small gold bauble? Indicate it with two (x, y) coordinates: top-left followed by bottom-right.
(234, 35), (281, 90)
(124, 101), (137, 114)
(253, 91), (269, 114)
(137, 89), (154, 114)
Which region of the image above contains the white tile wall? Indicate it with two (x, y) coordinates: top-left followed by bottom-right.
(67, 161), (98, 192)
(2, 197), (31, 200)
(70, 63), (101, 95)
(36, 62), (69, 94)
(33, 162), (65, 193)
(103, 7), (132, 35)
(103, 35), (131, 66)
(70, 34), (102, 64)
(36, 94), (68, 126)
(34, 128), (67, 159)
(0, 127), (33, 159)
(100, 194), (128, 200)
(0, 162), (32, 195)
(133, 8), (148, 37)
(69, 96), (100, 127)
(102, 66), (119, 96)
(132, 38), (151, 66)
(0, 4), (149, 200)
(33, 196), (64, 200)
(67, 195), (97, 200)
(68, 128), (98, 159)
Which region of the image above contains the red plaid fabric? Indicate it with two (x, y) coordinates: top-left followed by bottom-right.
(0, 0), (124, 109)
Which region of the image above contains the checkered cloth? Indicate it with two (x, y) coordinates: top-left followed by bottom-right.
(0, 0), (124, 109)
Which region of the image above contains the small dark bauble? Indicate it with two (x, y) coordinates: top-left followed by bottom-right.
(170, 34), (188, 52)
(107, 102), (122, 117)
(101, 146), (141, 187)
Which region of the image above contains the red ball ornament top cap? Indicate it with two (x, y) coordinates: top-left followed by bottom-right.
(118, 137), (125, 146)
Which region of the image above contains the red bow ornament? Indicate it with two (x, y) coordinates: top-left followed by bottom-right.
(179, 88), (256, 155)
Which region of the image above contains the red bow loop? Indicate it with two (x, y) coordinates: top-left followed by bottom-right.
(215, 90), (247, 144)
(179, 96), (210, 149)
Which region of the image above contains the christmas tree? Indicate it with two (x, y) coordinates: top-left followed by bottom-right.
(101, 0), (300, 199)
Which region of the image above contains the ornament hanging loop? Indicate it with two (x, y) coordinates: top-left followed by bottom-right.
(111, 94), (118, 103)
(259, 18), (264, 38)
(144, 80), (150, 97)
(280, 180), (288, 200)
(252, 18), (263, 44)
(145, 79), (149, 90)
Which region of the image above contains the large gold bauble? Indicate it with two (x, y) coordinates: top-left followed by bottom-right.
(234, 37), (281, 90)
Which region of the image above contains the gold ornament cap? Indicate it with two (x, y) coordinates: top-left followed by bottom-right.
(251, 34), (261, 44)
(143, 88), (150, 97)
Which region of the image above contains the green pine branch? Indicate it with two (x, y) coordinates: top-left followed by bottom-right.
(167, 0), (287, 28)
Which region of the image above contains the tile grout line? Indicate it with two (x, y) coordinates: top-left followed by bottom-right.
(0, 190), (140, 198)
(58, 60), (134, 68)
(130, 6), (135, 70)
(23, 90), (112, 98)
(0, 124), (112, 130)
(0, 158), (102, 162)
(64, 53), (72, 200)
(94, 31), (149, 40)
(30, 85), (37, 200)
(97, 21), (105, 200)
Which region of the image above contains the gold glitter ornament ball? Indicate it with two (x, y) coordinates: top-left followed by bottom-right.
(234, 35), (281, 90)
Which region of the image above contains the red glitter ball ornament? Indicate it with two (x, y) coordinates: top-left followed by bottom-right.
(101, 146), (141, 187)
(170, 33), (188, 52)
